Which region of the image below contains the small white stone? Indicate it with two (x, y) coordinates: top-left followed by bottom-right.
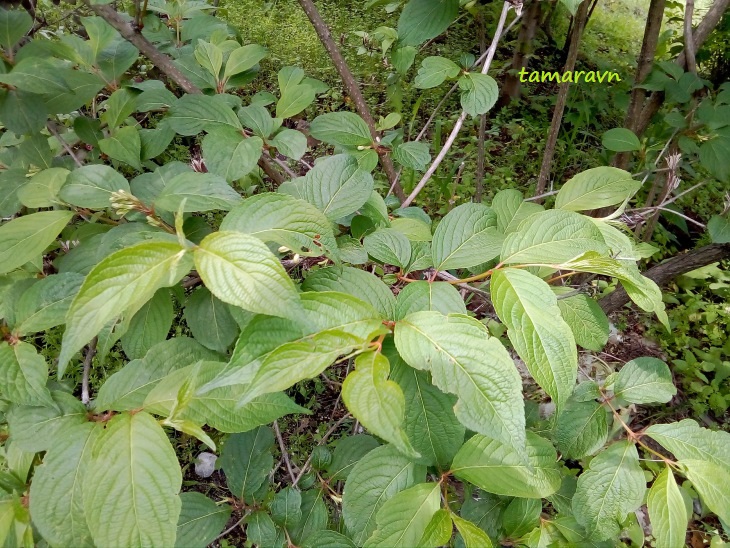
(194, 452), (217, 478)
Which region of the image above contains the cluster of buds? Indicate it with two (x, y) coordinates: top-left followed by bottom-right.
(109, 189), (149, 218)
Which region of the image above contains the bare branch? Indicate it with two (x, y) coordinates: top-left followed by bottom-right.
(81, 336), (98, 406)
(273, 420), (297, 484)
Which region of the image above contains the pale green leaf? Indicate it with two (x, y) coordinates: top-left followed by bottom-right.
(343, 444), (425, 546)
(193, 231), (301, 319)
(0, 211), (74, 275)
(452, 513), (493, 548)
(309, 112), (372, 147)
(502, 497), (541, 539)
(614, 357), (676, 404)
(155, 172), (242, 212)
(269, 128), (307, 160)
(98, 126), (142, 170)
(392, 141), (431, 171)
(13, 272), (84, 336)
(500, 209), (607, 265)
(451, 432), (561, 498)
(555, 167), (640, 212)
(342, 351), (418, 458)
(221, 193), (339, 259)
(83, 412), (182, 547)
(491, 268), (577, 410)
(459, 72), (498, 116)
(573, 441), (646, 541)
(194, 40), (223, 79)
(394, 281), (466, 320)
(390, 217), (432, 242)
(602, 128), (641, 152)
(201, 129), (263, 183)
(0, 341), (54, 407)
(645, 419), (730, 468)
(414, 56), (460, 89)
(490, 189), (544, 234)
(554, 398), (609, 459)
(556, 292), (609, 351)
(17, 168), (69, 209)
(224, 44), (267, 79)
(238, 104), (275, 138)
(397, 0), (459, 46)
(29, 423), (99, 548)
(431, 203), (502, 270)
(708, 215), (730, 244)
(364, 228), (412, 269)
(327, 434), (380, 482)
(394, 311), (526, 455)
(681, 460), (730, 524)
(647, 467), (689, 548)
(364, 482), (440, 547)
(419, 509), (453, 547)
(558, 0), (584, 15)
(59, 165), (130, 209)
(167, 94), (242, 136)
(175, 492), (232, 548)
(59, 241), (193, 376)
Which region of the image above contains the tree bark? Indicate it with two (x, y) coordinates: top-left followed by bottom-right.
(612, 0), (665, 171)
(534, 0), (590, 198)
(499, 0), (541, 105)
(297, 0), (406, 201)
(635, 0), (730, 135)
(600, 243), (730, 313)
(83, 1), (286, 185)
(475, 9), (488, 202)
(683, 0), (697, 73)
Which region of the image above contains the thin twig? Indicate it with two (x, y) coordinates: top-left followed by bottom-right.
(401, 2), (513, 208)
(435, 271), (491, 297)
(81, 337), (98, 406)
(212, 509), (252, 543)
(272, 420), (297, 484)
(292, 414), (352, 488)
(47, 123), (83, 168)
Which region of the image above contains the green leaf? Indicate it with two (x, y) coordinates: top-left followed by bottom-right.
(0, 168), (26, 217)
(699, 129), (730, 182)
(0, 211), (74, 275)
(302, 530), (355, 548)
(28, 423), (99, 548)
(276, 67), (318, 119)
(392, 141), (431, 171)
(167, 94), (242, 136)
(647, 467), (689, 548)
(94, 337), (219, 411)
(279, 154), (374, 220)
(59, 241), (193, 376)
(343, 444), (425, 545)
(13, 272), (84, 336)
(238, 104), (276, 138)
(491, 189), (544, 234)
(201, 129), (263, 183)
(394, 311), (526, 455)
(364, 228), (412, 269)
(502, 497), (541, 539)
(555, 167), (640, 212)
(680, 460), (730, 524)
(245, 511), (284, 548)
(390, 217), (432, 241)
(431, 203), (502, 270)
(83, 412), (182, 547)
(451, 432), (561, 498)
(193, 231), (301, 319)
(491, 268), (577, 411)
(0, 341), (54, 407)
(554, 398), (608, 459)
(397, 0), (459, 46)
(219, 426), (274, 503)
(175, 492), (232, 548)
(183, 287), (238, 353)
(419, 509), (453, 547)
(17, 168), (69, 209)
(573, 441), (646, 541)
(194, 40), (223, 79)
(459, 72), (498, 116)
(602, 128), (641, 152)
(645, 419), (730, 468)
(221, 193), (339, 259)
(99, 126), (143, 170)
(19, 133), (53, 169)
(394, 281), (466, 320)
(0, 89), (48, 134)
(558, 0), (584, 15)
(327, 434), (380, 482)
(270, 487), (302, 530)
(120, 288), (174, 360)
(364, 482), (441, 547)
(343, 351), (418, 457)
(224, 44), (268, 79)
(100, 88), (138, 129)
(414, 56), (460, 89)
(59, 165), (130, 209)
(6, 391), (87, 453)
(291, 490), (328, 545)
(613, 357), (676, 404)
(310, 112), (372, 147)
(269, 128), (308, 160)
(0, 7), (32, 49)
(302, 266), (396, 319)
(500, 209), (607, 265)
(155, 172), (242, 212)
(708, 215), (730, 243)
(390, 357), (465, 468)
(452, 513), (494, 548)
(556, 292), (609, 351)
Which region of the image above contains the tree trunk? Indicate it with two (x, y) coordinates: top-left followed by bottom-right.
(475, 9), (488, 202)
(499, 0), (542, 106)
(534, 0), (590, 198)
(684, 0), (697, 73)
(612, 0), (665, 170)
(635, 0), (730, 135)
(599, 243), (730, 313)
(297, 0), (406, 201)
